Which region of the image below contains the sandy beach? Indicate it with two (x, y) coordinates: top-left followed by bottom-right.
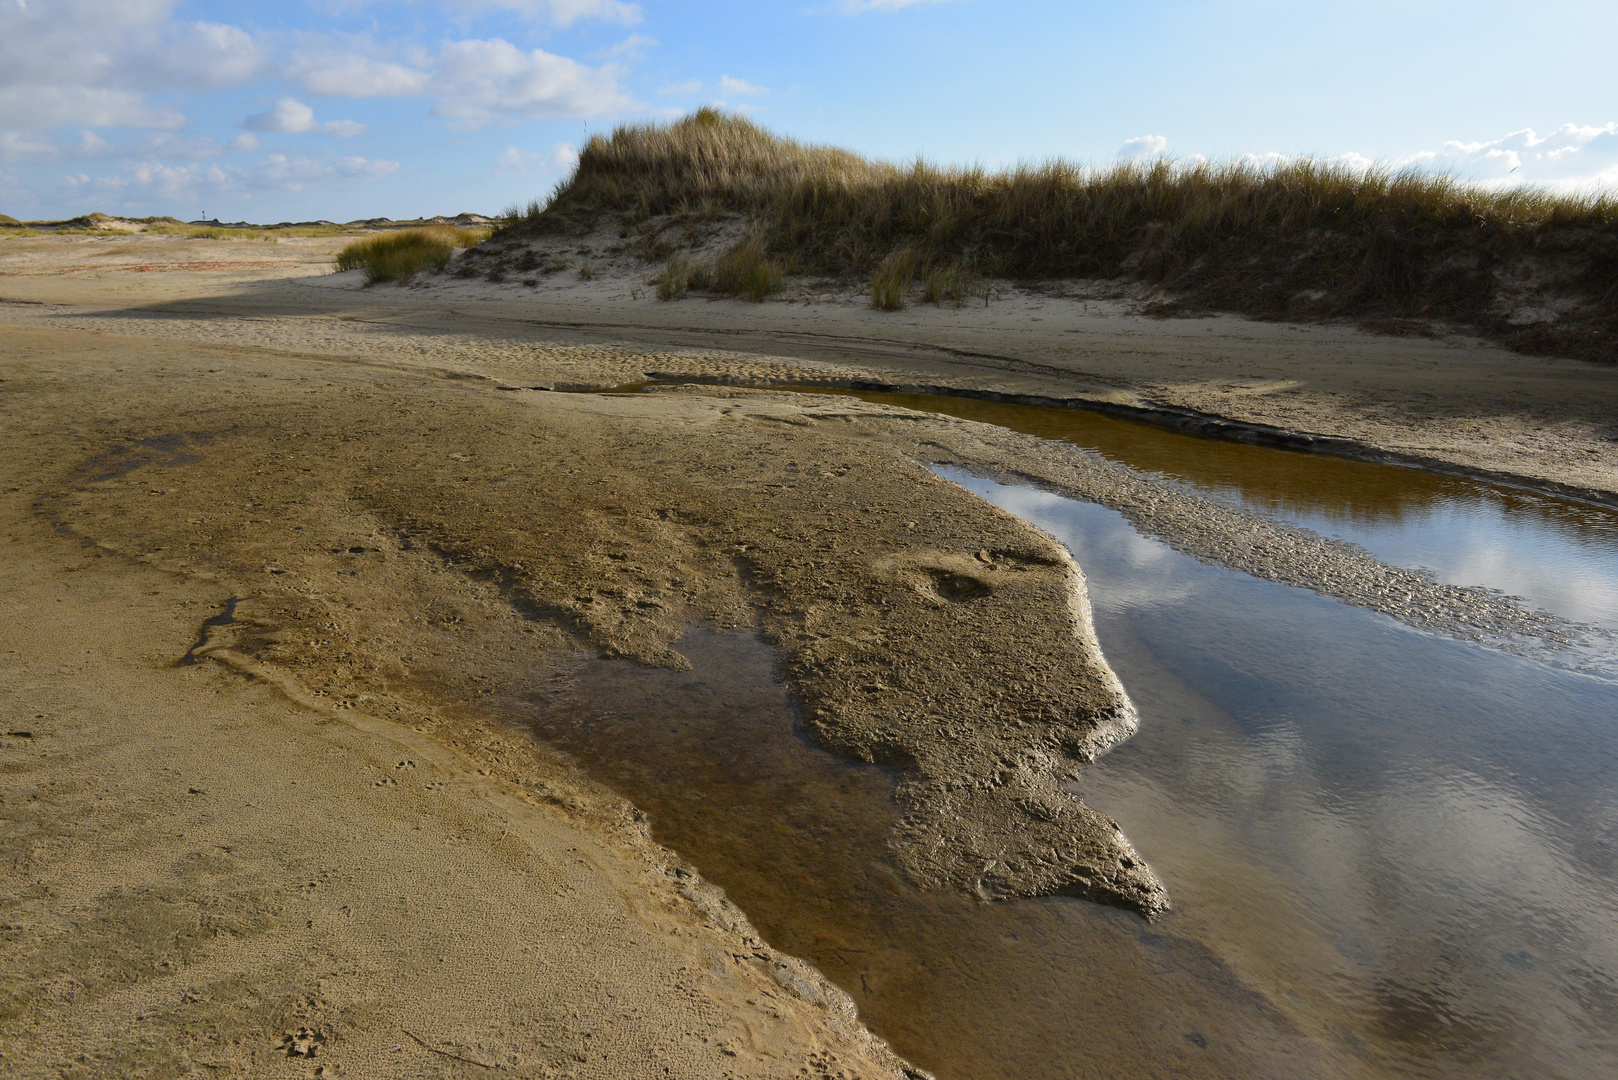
(2, 232), (1614, 1076)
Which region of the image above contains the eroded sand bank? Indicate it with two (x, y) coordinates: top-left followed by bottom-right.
(2, 234), (1613, 1075)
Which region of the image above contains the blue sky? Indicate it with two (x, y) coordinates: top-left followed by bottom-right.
(3, 0), (1616, 221)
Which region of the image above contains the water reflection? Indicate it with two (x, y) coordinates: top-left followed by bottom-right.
(946, 468), (1618, 1079)
(509, 467), (1618, 1077)
(809, 389), (1618, 631)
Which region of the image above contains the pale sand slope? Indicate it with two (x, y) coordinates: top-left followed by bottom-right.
(7, 231), (1609, 500)
(1, 239), (944, 1076)
(0, 535), (916, 1079)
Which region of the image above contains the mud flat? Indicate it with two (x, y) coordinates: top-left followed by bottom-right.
(2, 234), (1615, 1076)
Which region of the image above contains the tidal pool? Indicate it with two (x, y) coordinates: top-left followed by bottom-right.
(941, 468), (1618, 1080)
(808, 388), (1618, 634)
(516, 468), (1618, 1079)
(529, 385), (1618, 1077)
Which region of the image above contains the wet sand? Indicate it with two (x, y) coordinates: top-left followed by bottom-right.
(2, 234), (1615, 1076)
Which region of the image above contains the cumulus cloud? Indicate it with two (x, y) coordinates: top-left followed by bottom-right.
(58, 151), (400, 207)
(287, 36), (633, 127)
(0, 86), (185, 132)
(1216, 124), (1618, 189)
(289, 49), (430, 98)
(0, 2), (267, 133)
(429, 39), (634, 125)
(719, 75), (768, 96)
(256, 153), (399, 191)
(836, 0), (956, 11)
(598, 33), (656, 61)
(1, 130), (58, 163)
(495, 142), (580, 176)
(1117, 135), (1168, 160)
(436, 0), (642, 27)
(1406, 123), (1618, 187)
(243, 98), (367, 138)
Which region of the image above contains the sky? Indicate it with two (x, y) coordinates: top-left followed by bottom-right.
(2, 0), (1616, 222)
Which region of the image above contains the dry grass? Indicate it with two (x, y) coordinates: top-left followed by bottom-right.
(870, 248), (917, 310)
(652, 235), (785, 302)
(921, 264), (988, 307)
(336, 226), (489, 283)
(510, 108), (1618, 362)
(710, 236), (785, 300)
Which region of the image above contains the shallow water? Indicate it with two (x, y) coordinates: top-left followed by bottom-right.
(799, 388), (1618, 633)
(527, 384), (1618, 1076)
(514, 474), (1618, 1080)
(943, 469), (1618, 1079)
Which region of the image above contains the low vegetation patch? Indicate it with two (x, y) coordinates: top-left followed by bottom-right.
(652, 236), (785, 302)
(336, 226), (488, 284)
(870, 248), (917, 310)
(502, 107), (1618, 363)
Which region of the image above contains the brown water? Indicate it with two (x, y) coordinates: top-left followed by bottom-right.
(518, 386), (1618, 1078)
(525, 629), (1332, 1080)
(516, 507), (1618, 1078)
(793, 387), (1618, 634)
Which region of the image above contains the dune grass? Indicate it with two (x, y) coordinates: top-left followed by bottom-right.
(510, 107), (1618, 360)
(336, 226), (489, 283)
(652, 235), (785, 302)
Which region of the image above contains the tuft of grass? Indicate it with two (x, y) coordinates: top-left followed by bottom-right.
(870, 248), (917, 310)
(577, 258), (594, 280)
(921, 264), (986, 307)
(710, 236), (784, 300)
(335, 226), (485, 283)
(655, 257), (692, 300)
(507, 109), (1618, 360)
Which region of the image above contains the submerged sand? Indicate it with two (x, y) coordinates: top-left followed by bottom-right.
(1, 233), (1613, 1076)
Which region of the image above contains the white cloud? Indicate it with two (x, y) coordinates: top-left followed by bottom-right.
(1218, 124), (1618, 190)
(598, 33), (656, 61)
(429, 39), (634, 125)
(1, 130), (58, 162)
(1117, 135), (1168, 160)
(0, 86), (185, 132)
(495, 141), (579, 176)
(245, 98), (318, 134)
(76, 130), (112, 157)
(719, 75), (768, 96)
(162, 21), (267, 90)
(230, 133), (260, 152)
(51, 150), (401, 211)
(1405, 123), (1618, 187)
(287, 36), (633, 126)
(256, 153), (399, 191)
(243, 98), (367, 138)
(836, 0), (955, 11)
(442, 0), (642, 26)
(290, 50), (430, 98)
(0, 3), (268, 136)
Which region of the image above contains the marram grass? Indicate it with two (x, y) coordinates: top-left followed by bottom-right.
(337, 226), (488, 283)
(508, 108), (1618, 362)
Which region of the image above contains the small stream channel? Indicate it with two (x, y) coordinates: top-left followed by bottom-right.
(523, 388), (1618, 1079)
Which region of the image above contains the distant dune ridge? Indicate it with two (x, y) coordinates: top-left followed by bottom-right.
(487, 108), (1618, 364)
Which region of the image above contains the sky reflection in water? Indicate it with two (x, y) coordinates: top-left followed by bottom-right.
(941, 467), (1618, 1079)
(830, 390), (1618, 632)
